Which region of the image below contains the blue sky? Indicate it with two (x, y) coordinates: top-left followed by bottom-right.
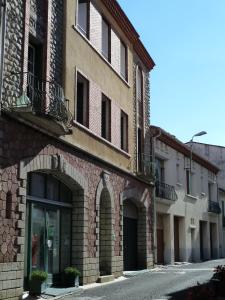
(118, 0), (225, 146)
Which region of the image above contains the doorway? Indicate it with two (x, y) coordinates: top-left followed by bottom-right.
(174, 216), (180, 262)
(25, 172), (72, 287)
(123, 200), (138, 271)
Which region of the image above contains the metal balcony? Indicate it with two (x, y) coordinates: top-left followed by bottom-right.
(136, 153), (155, 183)
(155, 181), (177, 202)
(208, 200), (221, 214)
(2, 72), (73, 135)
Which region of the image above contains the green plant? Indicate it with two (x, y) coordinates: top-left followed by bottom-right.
(64, 267), (81, 278)
(30, 270), (48, 283)
(214, 265), (225, 282)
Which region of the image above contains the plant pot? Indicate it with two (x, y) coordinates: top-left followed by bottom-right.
(62, 275), (79, 287)
(29, 279), (46, 295)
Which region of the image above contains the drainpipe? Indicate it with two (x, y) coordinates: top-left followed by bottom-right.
(0, 0), (7, 115)
(150, 127), (162, 265)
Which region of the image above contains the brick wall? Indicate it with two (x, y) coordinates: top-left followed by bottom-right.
(90, 2), (102, 52)
(111, 29), (121, 74)
(0, 116), (153, 297)
(89, 80), (102, 135)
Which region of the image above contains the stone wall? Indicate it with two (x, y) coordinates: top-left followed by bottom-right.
(0, 116), (153, 299)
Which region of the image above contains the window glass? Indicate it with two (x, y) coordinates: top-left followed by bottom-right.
(46, 175), (59, 201)
(78, 0), (89, 37)
(121, 111), (128, 152)
(77, 73), (89, 127)
(102, 19), (110, 61)
(60, 183), (72, 203)
(101, 94), (111, 141)
(29, 173), (45, 198)
(120, 42), (127, 80)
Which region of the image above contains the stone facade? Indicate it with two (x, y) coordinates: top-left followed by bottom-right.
(0, 116), (153, 299)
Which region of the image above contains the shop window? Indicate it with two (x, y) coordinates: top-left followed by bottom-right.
(102, 18), (111, 62)
(76, 72), (89, 127)
(101, 94), (111, 141)
(77, 0), (90, 38)
(121, 111), (128, 152)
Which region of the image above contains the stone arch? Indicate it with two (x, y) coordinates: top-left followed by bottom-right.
(122, 187), (148, 271)
(95, 172), (115, 277)
(19, 154), (88, 284)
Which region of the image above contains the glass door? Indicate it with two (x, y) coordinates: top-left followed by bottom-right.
(30, 205), (60, 286)
(46, 209), (60, 286)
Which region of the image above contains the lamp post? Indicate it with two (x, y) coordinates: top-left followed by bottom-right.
(189, 131), (207, 172)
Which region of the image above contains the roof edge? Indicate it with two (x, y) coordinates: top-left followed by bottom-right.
(151, 126), (220, 174)
(101, 0), (155, 71)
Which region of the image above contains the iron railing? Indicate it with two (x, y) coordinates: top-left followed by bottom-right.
(208, 200), (221, 214)
(136, 153), (155, 180)
(155, 181), (177, 201)
(2, 72), (73, 129)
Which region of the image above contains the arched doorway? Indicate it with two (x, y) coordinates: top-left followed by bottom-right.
(123, 200), (138, 271)
(99, 188), (112, 276)
(24, 172), (73, 287)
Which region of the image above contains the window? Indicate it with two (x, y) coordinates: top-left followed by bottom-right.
(6, 192), (12, 219)
(208, 183), (212, 201)
(186, 170), (191, 195)
(76, 72), (89, 127)
(120, 42), (127, 80)
(222, 201), (225, 228)
(137, 67), (143, 126)
(155, 158), (165, 183)
(137, 128), (143, 172)
(102, 18), (111, 61)
(176, 163), (180, 183)
(77, 0), (90, 37)
(101, 94), (111, 141)
(121, 111), (128, 152)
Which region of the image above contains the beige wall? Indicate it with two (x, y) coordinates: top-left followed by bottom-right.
(62, 0), (147, 172)
(155, 139), (220, 263)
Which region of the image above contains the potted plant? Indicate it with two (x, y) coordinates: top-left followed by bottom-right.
(29, 270), (48, 295)
(63, 267), (81, 287)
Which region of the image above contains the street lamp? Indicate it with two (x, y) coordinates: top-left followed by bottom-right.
(189, 131), (207, 182)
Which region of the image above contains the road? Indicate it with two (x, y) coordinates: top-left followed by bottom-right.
(64, 259), (225, 300)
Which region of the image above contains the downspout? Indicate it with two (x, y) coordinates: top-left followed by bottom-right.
(150, 128), (161, 265)
(0, 0), (6, 115)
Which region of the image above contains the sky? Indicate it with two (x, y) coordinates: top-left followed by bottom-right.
(118, 0), (225, 146)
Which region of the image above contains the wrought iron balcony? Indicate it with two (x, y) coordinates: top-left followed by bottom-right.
(136, 153), (155, 183)
(155, 181), (177, 202)
(2, 72), (73, 135)
(208, 200), (221, 214)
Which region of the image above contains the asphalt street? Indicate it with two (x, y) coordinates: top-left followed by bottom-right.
(63, 259), (225, 300)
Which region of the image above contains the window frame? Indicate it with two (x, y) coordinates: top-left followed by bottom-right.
(76, 72), (89, 128)
(120, 41), (128, 81)
(77, 0), (90, 39)
(101, 17), (111, 62)
(101, 93), (111, 142)
(120, 110), (128, 152)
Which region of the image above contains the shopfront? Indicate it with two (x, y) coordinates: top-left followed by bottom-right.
(24, 172), (72, 287)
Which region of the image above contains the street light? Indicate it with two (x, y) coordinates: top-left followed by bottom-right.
(189, 131), (207, 183)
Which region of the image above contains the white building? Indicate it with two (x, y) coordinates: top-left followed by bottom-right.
(186, 142), (225, 258)
(151, 126), (221, 264)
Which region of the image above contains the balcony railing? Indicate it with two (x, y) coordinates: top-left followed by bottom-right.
(136, 153), (155, 182)
(208, 200), (221, 214)
(155, 181), (177, 202)
(2, 72), (73, 135)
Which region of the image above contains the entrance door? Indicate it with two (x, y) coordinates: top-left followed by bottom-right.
(31, 205), (60, 286)
(123, 216), (137, 270)
(157, 229), (164, 264)
(174, 217), (180, 262)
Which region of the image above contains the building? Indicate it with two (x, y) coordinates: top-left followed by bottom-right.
(186, 142), (225, 258)
(151, 126), (221, 265)
(0, 0), (155, 299)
